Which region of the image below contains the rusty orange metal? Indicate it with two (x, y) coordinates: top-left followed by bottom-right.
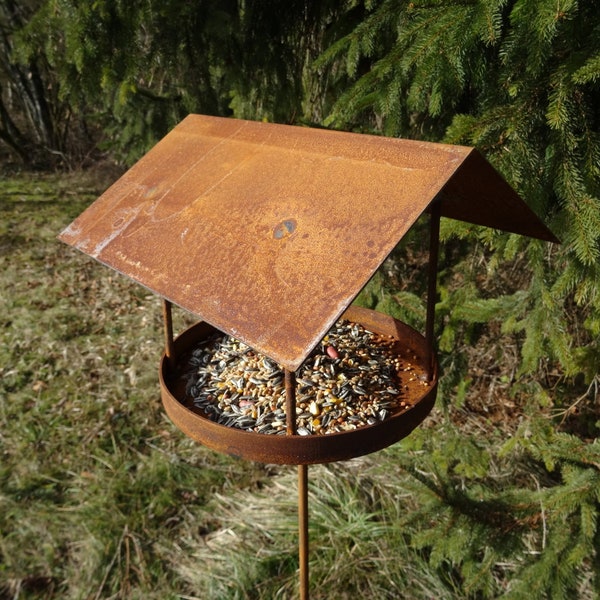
(59, 114), (557, 372)
(159, 305), (438, 465)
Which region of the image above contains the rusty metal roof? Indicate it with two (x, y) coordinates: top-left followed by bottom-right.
(59, 114), (558, 371)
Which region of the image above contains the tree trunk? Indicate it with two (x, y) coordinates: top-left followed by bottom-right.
(0, 83), (31, 163)
(0, 0), (58, 162)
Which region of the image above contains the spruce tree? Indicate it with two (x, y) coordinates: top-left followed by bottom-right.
(6, 0), (345, 163)
(317, 1), (599, 596)
(319, 0), (599, 380)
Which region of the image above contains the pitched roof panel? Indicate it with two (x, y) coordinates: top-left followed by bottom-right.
(59, 115), (557, 370)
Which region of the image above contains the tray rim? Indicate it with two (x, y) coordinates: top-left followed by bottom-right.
(159, 305), (438, 464)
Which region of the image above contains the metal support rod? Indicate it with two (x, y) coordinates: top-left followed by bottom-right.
(286, 370), (308, 598)
(426, 201), (441, 381)
(298, 463), (309, 600)
(162, 299), (176, 373)
(284, 369), (297, 435)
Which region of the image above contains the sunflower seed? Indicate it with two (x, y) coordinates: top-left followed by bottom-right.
(184, 319), (426, 435)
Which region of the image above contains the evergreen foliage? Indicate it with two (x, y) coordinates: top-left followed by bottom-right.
(0, 0), (76, 165)
(316, 1), (600, 595)
(319, 0), (599, 381)
(385, 420), (600, 598)
(2, 1), (345, 164)
(1, 1), (598, 597)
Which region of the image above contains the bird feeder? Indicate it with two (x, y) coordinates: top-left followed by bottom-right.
(59, 114), (558, 599)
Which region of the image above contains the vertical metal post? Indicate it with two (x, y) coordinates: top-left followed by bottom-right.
(285, 369), (309, 598)
(162, 299), (176, 373)
(284, 369), (297, 435)
(298, 463), (309, 600)
(426, 201), (441, 381)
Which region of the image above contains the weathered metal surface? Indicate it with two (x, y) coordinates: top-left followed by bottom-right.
(59, 114), (558, 371)
(298, 463), (309, 599)
(285, 369), (297, 436)
(159, 306), (438, 465)
(438, 149), (558, 242)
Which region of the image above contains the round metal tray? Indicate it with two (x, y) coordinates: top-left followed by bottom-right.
(159, 306), (438, 464)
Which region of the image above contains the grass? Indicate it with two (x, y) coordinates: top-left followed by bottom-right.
(170, 461), (454, 600)
(0, 170), (270, 598)
(0, 169), (471, 599)
(1, 168), (597, 599)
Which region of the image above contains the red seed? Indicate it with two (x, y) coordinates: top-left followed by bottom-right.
(326, 345), (339, 359)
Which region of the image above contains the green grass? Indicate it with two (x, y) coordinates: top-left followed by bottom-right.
(0, 170), (477, 599)
(0, 171), (269, 598)
(1, 169), (597, 599)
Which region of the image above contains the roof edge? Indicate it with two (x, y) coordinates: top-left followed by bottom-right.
(438, 149), (560, 243)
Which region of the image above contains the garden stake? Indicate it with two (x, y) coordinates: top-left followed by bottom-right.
(298, 463), (309, 600)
